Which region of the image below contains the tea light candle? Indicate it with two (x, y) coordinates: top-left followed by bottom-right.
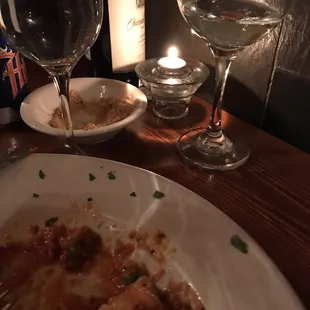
(157, 46), (186, 70)
(135, 53), (209, 120)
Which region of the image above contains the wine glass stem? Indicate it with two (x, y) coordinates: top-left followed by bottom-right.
(207, 53), (233, 138)
(52, 73), (75, 149)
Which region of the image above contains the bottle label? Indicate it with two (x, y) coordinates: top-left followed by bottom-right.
(0, 35), (28, 124)
(108, 0), (145, 73)
(0, 46), (27, 104)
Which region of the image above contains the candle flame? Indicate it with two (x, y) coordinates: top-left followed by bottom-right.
(167, 46), (179, 58)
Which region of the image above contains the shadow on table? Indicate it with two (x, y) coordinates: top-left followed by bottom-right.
(160, 101), (208, 129)
(84, 128), (181, 170)
(145, 100), (208, 131)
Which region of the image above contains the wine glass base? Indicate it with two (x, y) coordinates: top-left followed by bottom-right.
(177, 128), (250, 171)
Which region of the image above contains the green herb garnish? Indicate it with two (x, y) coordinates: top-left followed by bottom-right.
(45, 217), (58, 227)
(87, 197), (93, 202)
(108, 171), (116, 180)
(39, 170), (45, 179)
(123, 270), (142, 286)
(130, 192), (137, 197)
(33, 193), (39, 198)
(230, 234), (248, 254)
(89, 173), (96, 181)
(153, 190), (165, 199)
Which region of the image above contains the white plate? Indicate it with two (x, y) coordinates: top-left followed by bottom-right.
(20, 78), (147, 144)
(0, 154), (304, 310)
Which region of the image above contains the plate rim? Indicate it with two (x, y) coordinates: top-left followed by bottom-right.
(1, 153), (305, 310)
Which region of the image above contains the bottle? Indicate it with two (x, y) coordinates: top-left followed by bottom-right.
(90, 0), (145, 87)
(0, 31), (29, 125)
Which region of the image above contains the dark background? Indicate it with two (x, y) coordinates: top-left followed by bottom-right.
(145, 0), (310, 152)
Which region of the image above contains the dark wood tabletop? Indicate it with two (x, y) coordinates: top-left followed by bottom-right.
(1, 60), (310, 309)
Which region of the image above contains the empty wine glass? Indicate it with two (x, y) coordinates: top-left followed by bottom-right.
(176, 0), (285, 170)
(0, 0), (103, 154)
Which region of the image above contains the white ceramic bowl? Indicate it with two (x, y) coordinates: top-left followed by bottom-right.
(21, 78), (148, 144)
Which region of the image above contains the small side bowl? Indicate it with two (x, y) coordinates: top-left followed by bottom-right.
(21, 78), (148, 144)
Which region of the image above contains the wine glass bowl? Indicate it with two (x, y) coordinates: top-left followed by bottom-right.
(176, 0), (285, 170)
(0, 0), (103, 153)
(178, 0), (283, 53)
(0, 1), (101, 72)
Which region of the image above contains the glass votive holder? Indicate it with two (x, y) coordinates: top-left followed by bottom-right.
(135, 57), (209, 120)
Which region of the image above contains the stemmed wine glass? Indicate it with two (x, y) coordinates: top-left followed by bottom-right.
(0, 0), (103, 154)
(176, 0), (285, 170)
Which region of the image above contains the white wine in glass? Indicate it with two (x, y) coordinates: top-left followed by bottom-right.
(0, 0), (103, 153)
(177, 0), (284, 170)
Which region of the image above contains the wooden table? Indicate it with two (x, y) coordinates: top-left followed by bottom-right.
(1, 60), (310, 308)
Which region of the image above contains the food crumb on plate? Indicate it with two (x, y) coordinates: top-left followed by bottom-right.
(49, 90), (135, 130)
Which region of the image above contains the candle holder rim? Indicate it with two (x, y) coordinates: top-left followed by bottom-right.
(137, 57), (208, 67)
(136, 75), (207, 86)
(135, 58), (210, 86)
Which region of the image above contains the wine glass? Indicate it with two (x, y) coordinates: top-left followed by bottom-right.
(0, 0), (103, 154)
(176, 0), (285, 170)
